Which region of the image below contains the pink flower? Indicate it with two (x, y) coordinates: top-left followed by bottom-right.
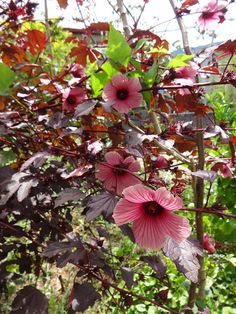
(198, 0), (226, 30)
(212, 161), (233, 178)
(70, 64), (86, 78)
(155, 155), (170, 169)
(175, 61), (199, 83)
(219, 163), (233, 178)
(96, 151), (140, 195)
(203, 233), (216, 254)
(62, 87), (86, 112)
(113, 184), (191, 250)
(103, 73), (143, 113)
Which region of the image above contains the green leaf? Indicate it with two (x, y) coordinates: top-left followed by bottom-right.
(6, 264), (19, 273)
(102, 61), (118, 78)
(144, 60), (158, 85)
(130, 58), (142, 72)
(0, 63), (15, 95)
(90, 71), (108, 97)
(133, 38), (147, 52)
(0, 149), (16, 166)
(106, 24), (131, 66)
(167, 54), (193, 69)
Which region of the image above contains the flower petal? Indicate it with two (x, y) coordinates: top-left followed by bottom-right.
(105, 151), (123, 165)
(133, 216), (166, 249)
(119, 173), (140, 193)
(95, 164), (113, 181)
(154, 187), (183, 211)
(111, 73), (128, 89)
(158, 211), (191, 244)
(122, 184), (154, 203)
(103, 83), (117, 101)
(113, 198), (143, 225)
(129, 77), (142, 92)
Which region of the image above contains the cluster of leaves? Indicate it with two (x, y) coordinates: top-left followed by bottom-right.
(0, 0), (235, 313)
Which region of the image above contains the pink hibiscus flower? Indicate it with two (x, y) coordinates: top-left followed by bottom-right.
(113, 184), (191, 249)
(62, 87), (86, 112)
(211, 161), (233, 178)
(219, 163), (233, 178)
(198, 0), (226, 30)
(203, 233), (216, 254)
(175, 61), (199, 83)
(103, 73), (143, 113)
(96, 151), (140, 195)
(113, 184), (191, 250)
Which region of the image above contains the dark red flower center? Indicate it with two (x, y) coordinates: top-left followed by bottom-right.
(113, 164), (128, 175)
(143, 201), (165, 216)
(66, 95), (77, 105)
(201, 11), (215, 19)
(116, 88), (129, 100)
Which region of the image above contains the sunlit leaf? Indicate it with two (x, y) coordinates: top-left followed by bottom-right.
(167, 54), (194, 68)
(0, 63), (15, 95)
(106, 25), (131, 66)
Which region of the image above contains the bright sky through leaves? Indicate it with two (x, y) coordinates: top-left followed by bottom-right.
(35, 0), (236, 50)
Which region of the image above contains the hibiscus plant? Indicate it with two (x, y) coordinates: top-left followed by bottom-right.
(0, 0), (235, 313)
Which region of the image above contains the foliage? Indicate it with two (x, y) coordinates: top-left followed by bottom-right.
(0, 0), (235, 313)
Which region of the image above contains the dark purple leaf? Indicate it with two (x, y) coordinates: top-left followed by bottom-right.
(42, 237), (84, 259)
(62, 164), (92, 179)
(85, 191), (117, 222)
(38, 112), (69, 129)
(42, 241), (78, 258)
(54, 188), (86, 208)
(70, 282), (100, 312)
(10, 286), (48, 314)
(191, 170), (217, 183)
(126, 131), (158, 146)
(20, 152), (51, 171)
(119, 224), (135, 243)
(121, 267), (135, 289)
(158, 289), (169, 300)
(125, 146), (144, 158)
(204, 125), (229, 142)
(0, 172), (38, 205)
(56, 249), (86, 268)
(140, 255), (167, 280)
(163, 237), (203, 283)
(74, 100), (96, 117)
(0, 261), (21, 284)
(0, 166), (15, 184)
(199, 308), (211, 314)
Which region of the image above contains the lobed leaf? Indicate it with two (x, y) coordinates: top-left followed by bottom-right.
(106, 25), (131, 66)
(163, 237), (203, 283)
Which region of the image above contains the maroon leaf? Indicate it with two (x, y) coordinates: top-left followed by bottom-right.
(42, 241), (78, 258)
(43, 233), (86, 268)
(20, 152), (51, 171)
(180, 0), (198, 11)
(119, 224), (135, 243)
(163, 237), (203, 283)
(54, 188), (86, 208)
(204, 125), (229, 142)
(70, 282), (100, 312)
(140, 255), (167, 280)
(57, 0), (68, 9)
(25, 30), (46, 56)
(10, 286), (48, 314)
(85, 191), (117, 222)
(191, 170), (217, 183)
(121, 267), (135, 289)
(74, 100), (97, 117)
(86, 22), (109, 32)
(214, 39), (236, 58)
(0, 172), (38, 205)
